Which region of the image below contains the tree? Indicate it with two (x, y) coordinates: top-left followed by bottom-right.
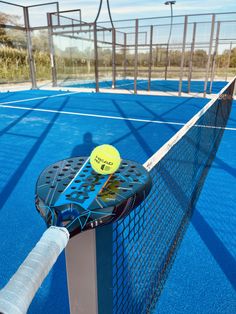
(217, 47), (236, 68)
(100, 48), (112, 66)
(230, 47), (236, 68)
(192, 49), (208, 67)
(32, 30), (49, 52)
(0, 12), (21, 48)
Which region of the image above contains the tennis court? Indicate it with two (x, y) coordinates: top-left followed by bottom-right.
(60, 79), (227, 94)
(0, 78), (235, 313)
(1, 0), (236, 313)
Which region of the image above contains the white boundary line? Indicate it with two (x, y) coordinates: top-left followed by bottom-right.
(0, 103), (188, 126)
(0, 91), (80, 106)
(0, 81), (235, 148)
(143, 77), (236, 171)
(42, 86), (212, 99)
(0, 102), (236, 132)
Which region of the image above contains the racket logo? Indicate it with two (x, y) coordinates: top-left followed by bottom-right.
(101, 164), (111, 172)
(66, 190), (89, 204)
(94, 155), (113, 166)
(55, 174), (102, 207)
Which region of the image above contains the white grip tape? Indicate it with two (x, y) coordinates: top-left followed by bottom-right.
(0, 226), (69, 314)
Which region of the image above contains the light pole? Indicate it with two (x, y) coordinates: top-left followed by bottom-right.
(164, 1), (176, 80)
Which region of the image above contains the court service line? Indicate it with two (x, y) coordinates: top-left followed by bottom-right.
(0, 103), (236, 131)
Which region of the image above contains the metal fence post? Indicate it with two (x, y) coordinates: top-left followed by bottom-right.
(94, 23), (99, 92)
(187, 22), (196, 93)
(56, 2), (60, 26)
(203, 14), (215, 97)
(134, 19), (139, 94)
(164, 44), (169, 80)
(112, 28), (116, 89)
(209, 21), (220, 93)
(148, 25), (153, 91)
(23, 6), (37, 89)
(225, 42), (232, 82)
(47, 13), (57, 87)
(178, 15), (188, 96)
(123, 33), (127, 79)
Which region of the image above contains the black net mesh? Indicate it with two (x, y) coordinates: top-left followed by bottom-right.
(112, 79), (235, 314)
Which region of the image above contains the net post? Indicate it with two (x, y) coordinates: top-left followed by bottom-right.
(96, 224), (113, 314)
(148, 25), (153, 92)
(94, 22), (99, 92)
(23, 6), (37, 90)
(47, 12), (57, 87)
(209, 21), (220, 94)
(65, 230), (99, 314)
(134, 19), (139, 94)
(65, 224), (113, 314)
(203, 14), (215, 97)
(178, 15), (188, 96)
(187, 22), (197, 93)
(112, 28), (116, 89)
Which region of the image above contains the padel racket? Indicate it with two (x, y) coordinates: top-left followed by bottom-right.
(0, 157), (152, 314)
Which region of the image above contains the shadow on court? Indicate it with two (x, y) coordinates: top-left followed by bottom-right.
(71, 132), (98, 157)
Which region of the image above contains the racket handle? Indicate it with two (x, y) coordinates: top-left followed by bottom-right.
(0, 226), (69, 314)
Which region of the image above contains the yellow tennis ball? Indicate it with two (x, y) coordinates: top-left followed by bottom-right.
(90, 144), (121, 175)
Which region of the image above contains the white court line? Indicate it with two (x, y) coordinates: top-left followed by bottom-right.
(0, 103), (186, 126)
(195, 124), (236, 131)
(0, 103), (236, 131)
(0, 91), (80, 106)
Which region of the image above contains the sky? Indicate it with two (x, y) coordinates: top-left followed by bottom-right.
(2, 0), (236, 22)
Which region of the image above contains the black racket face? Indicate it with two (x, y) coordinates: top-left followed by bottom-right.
(35, 157), (152, 237)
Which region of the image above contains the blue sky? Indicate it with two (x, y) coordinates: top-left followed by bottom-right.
(4, 0), (236, 22)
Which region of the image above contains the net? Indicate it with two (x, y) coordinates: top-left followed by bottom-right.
(111, 77), (235, 313)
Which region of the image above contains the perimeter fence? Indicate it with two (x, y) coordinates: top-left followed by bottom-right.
(0, 1), (236, 95)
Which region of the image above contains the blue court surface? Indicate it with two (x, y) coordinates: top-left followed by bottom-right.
(0, 89), (235, 313)
(155, 100), (236, 314)
(60, 79), (227, 94)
